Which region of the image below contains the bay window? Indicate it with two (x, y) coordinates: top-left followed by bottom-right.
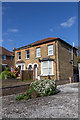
(41, 61), (53, 75)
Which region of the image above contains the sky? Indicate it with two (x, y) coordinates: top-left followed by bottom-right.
(2, 2), (78, 52)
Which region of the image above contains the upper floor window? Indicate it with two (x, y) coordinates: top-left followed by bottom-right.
(26, 50), (29, 59)
(17, 52), (21, 60)
(48, 44), (53, 56)
(36, 47), (41, 58)
(2, 55), (6, 60)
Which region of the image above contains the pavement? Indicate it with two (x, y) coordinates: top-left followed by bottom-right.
(1, 82), (79, 118)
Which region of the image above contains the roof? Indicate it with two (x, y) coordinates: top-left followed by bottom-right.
(14, 37), (77, 51)
(16, 60), (25, 64)
(0, 46), (13, 56)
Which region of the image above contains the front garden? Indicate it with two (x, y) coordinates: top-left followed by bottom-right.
(0, 66), (20, 80)
(16, 79), (56, 100)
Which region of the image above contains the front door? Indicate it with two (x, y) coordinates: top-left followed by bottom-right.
(34, 65), (37, 80)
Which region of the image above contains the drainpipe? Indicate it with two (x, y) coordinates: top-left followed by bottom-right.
(72, 42), (74, 81)
(55, 41), (57, 81)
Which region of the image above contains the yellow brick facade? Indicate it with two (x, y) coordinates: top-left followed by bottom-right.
(14, 39), (77, 81)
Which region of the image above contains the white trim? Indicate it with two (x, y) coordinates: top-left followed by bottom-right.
(16, 63), (25, 70)
(40, 74), (55, 77)
(48, 44), (53, 56)
(27, 63), (33, 68)
(25, 49), (30, 59)
(17, 52), (21, 60)
(36, 47), (41, 58)
(2, 64), (7, 66)
(32, 63), (39, 68)
(41, 61), (54, 76)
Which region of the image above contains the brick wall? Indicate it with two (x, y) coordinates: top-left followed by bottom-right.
(58, 41), (77, 80)
(15, 41), (57, 80)
(2, 56), (14, 70)
(14, 40), (77, 81)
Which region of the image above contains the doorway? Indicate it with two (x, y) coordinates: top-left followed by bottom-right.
(34, 64), (37, 80)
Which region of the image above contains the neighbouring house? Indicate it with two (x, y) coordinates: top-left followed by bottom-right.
(14, 37), (77, 81)
(0, 46), (14, 70)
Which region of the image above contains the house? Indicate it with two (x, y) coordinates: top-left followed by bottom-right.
(14, 37), (77, 80)
(0, 46), (14, 70)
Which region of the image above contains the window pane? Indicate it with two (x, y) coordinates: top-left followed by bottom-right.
(49, 61), (52, 68)
(27, 50), (29, 54)
(2, 55), (6, 60)
(26, 50), (29, 58)
(43, 61), (48, 68)
(41, 61), (53, 75)
(36, 48), (41, 57)
(43, 68), (48, 74)
(48, 45), (53, 55)
(19, 56), (21, 59)
(27, 54), (29, 58)
(19, 52), (21, 55)
(49, 68), (52, 74)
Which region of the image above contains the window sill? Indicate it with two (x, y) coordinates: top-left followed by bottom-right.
(40, 74), (55, 77)
(17, 59), (21, 61)
(48, 54), (54, 56)
(25, 58), (29, 60)
(36, 56), (41, 59)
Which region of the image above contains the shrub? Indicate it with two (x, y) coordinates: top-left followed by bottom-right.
(30, 79), (56, 97)
(16, 79), (56, 101)
(0, 71), (5, 79)
(0, 69), (11, 80)
(16, 93), (30, 100)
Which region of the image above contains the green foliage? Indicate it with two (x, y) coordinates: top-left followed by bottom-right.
(30, 79), (56, 97)
(0, 71), (5, 79)
(0, 69), (11, 80)
(16, 93), (30, 101)
(16, 79), (56, 101)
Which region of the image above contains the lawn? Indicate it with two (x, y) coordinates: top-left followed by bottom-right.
(2, 79), (34, 88)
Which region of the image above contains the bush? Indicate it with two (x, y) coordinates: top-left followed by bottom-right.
(16, 93), (30, 100)
(30, 79), (56, 97)
(0, 69), (12, 80)
(0, 71), (5, 79)
(16, 79), (56, 101)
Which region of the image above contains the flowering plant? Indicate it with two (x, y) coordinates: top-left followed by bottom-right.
(30, 79), (56, 96)
(11, 66), (19, 78)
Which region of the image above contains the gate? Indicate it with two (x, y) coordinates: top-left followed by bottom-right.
(20, 70), (33, 81)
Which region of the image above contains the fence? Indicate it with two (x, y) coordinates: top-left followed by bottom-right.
(20, 70), (33, 81)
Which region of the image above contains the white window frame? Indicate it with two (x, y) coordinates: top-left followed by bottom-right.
(2, 55), (6, 60)
(36, 47), (41, 58)
(25, 49), (29, 59)
(41, 61), (54, 76)
(48, 44), (53, 56)
(16, 63), (25, 70)
(17, 52), (21, 60)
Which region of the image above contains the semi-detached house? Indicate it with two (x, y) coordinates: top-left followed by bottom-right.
(14, 37), (77, 80)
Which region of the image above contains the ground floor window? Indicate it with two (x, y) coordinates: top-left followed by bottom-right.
(41, 61), (53, 76)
